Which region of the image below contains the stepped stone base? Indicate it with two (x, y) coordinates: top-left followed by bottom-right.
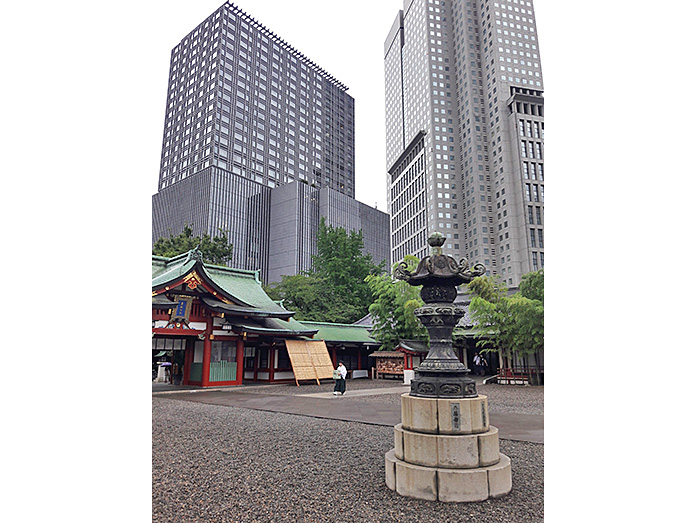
(386, 393), (512, 502)
(385, 449), (512, 502)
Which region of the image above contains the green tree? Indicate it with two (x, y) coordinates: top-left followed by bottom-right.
(265, 219), (385, 323)
(313, 217), (385, 311)
(365, 256), (427, 350)
(264, 273), (363, 324)
(519, 269), (544, 303)
(153, 225), (234, 266)
(467, 272), (544, 380)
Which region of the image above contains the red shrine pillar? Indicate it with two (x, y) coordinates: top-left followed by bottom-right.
(183, 338), (194, 385)
(201, 317), (212, 387)
(236, 338), (244, 384)
(269, 347), (276, 382)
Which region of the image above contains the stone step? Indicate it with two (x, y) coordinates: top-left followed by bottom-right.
(385, 448), (512, 502)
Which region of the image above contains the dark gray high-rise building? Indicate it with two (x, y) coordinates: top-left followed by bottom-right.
(267, 182), (389, 284)
(384, 0), (544, 287)
(157, 1), (354, 195)
(152, 1), (388, 282)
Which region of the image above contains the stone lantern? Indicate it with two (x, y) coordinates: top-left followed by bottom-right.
(385, 233), (512, 502)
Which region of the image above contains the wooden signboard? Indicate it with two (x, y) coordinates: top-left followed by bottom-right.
(285, 340), (334, 386)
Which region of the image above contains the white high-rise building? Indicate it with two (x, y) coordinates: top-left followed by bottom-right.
(384, 0), (544, 287)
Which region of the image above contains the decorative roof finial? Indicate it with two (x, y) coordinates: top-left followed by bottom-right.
(428, 232), (445, 256)
(186, 247), (204, 264)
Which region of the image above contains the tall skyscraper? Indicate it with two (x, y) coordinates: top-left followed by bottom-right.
(384, 0), (544, 287)
(153, 1), (387, 282)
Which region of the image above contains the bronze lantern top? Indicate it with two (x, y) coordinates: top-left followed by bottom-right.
(394, 233), (485, 303)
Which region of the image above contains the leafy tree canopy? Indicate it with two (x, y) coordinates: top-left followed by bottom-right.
(467, 271), (544, 359)
(264, 273), (363, 324)
(265, 218), (385, 324)
(153, 225), (234, 266)
(519, 269), (544, 303)
(365, 256), (427, 350)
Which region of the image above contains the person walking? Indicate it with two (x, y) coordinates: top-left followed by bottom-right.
(333, 361), (347, 395)
(473, 352), (482, 376)
(479, 352), (488, 376)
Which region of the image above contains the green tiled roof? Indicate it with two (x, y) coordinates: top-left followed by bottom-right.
(299, 321), (378, 344)
(151, 253), (197, 287)
(203, 264), (282, 311)
(232, 316), (318, 337)
(151, 251), (286, 313)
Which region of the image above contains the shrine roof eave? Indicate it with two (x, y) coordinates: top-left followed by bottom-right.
(368, 351), (403, 358)
(151, 251), (291, 315)
(452, 327), (495, 339)
(152, 259), (248, 307)
(200, 296), (294, 319)
(231, 323), (319, 338)
(152, 294), (176, 309)
(226, 314), (319, 338)
(395, 339), (430, 354)
(297, 321), (378, 344)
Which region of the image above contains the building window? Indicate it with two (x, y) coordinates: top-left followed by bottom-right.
(259, 348), (269, 369)
(530, 229), (536, 247)
(277, 347), (290, 369)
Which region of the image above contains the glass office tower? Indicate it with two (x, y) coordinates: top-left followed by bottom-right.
(153, 1), (366, 281)
(384, 0), (544, 287)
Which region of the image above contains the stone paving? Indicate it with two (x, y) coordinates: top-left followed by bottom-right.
(154, 381), (543, 443)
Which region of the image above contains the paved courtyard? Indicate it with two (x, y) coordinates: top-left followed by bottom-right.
(153, 379), (543, 522)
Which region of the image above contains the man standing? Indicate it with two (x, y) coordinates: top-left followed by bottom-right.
(473, 352), (482, 376)
(333, 361), (347, 395)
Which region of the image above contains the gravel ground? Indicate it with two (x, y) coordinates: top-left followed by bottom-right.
(153, 382), (543, 522)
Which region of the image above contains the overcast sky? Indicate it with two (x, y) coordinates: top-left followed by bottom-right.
(139, 0), (414, 212)
(4, 4), (696, 518)
(135, 0), (551, 212)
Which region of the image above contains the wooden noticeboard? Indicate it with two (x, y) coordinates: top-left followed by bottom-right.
(285, 340), (334, 386)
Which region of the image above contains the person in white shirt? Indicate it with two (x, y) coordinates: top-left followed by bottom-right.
(333, 362), (347, 395)
(473, 352), (482, 375)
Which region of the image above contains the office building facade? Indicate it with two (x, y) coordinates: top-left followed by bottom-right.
(384, 0), (544, 287)
(153, 2), (388, 282)
(267, 182), (390, 284)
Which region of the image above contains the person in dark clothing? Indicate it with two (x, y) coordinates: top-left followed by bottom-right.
(333, 362), (347, 395)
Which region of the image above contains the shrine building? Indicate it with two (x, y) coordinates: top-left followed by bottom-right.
(152, 249), (379, 387)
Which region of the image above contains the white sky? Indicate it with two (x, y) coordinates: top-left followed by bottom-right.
(5, 2), (696, 520)
(134, 0), (553, 213)
(139, 0), (411, 212)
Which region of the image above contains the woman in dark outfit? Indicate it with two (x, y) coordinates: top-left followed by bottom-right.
(333, 362), (347, 395)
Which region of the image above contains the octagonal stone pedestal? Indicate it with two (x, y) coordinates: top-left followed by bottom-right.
(385, 393), (512, 502)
